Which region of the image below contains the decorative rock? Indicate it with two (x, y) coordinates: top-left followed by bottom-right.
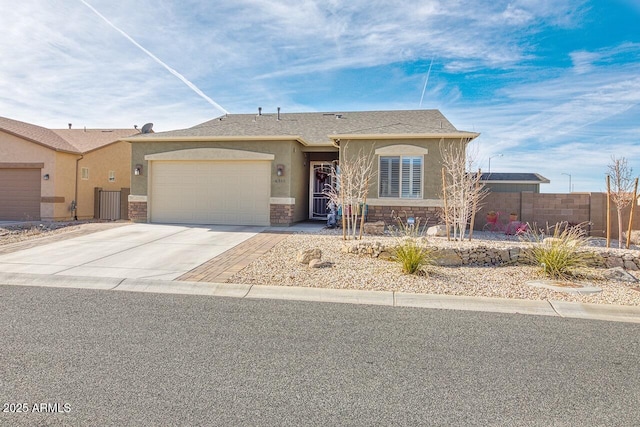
(624, 260), (639, 271)
(297, 248), (322, 264)
(427, 225), (449, 237)
(622, 230), (640, 244)
(363, 221), (385, 235)
(603, 267), (638, 283)
(434, 248), (462, 266)
(341, 241), (388, 257)
(309, 259), (332, 268)
(605, 257), (625, 268)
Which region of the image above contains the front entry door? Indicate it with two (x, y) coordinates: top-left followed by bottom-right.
(309, 162), (334, 219)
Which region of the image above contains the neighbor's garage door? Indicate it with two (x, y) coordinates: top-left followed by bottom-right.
(0, 168), (41, 221)
(150, 160), (271, 226)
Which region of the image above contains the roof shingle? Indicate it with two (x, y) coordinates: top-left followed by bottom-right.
(0, 116), (138, 153)
(130, 109), (478, 144)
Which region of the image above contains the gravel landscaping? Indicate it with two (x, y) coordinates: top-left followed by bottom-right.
(2, 221), (640, 306)
(0, 221), (88, 244)
(230, 228), (640, 306)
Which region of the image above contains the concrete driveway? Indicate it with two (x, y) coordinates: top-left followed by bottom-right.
(0, 223), (264, 280)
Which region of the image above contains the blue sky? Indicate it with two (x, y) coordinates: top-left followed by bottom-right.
(1, 0), (639, 193)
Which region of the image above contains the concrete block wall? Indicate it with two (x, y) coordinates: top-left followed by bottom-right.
(478, 192), (640, 238)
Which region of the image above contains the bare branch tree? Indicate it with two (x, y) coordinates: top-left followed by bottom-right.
(324, 142), (375, 240)
(439, 139), (488, 241)
(607, 156), (636, 248)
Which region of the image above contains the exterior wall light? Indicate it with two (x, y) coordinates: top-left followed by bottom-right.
(134, 164), (143, 176)
(43, 174), (50, 180)
(276, 164), (285, 176)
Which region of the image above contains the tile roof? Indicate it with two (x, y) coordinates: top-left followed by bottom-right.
(480, 173), (550, 183)
(0, 116), (138, 154)
(129, 109), (478, 145)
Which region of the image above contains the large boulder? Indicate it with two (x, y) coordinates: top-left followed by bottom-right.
(622, 230), (640, 245)
(603, 267), (638, 283)
(364, 221), (385, 235)
(427, 225), (449, 237)
(297, 248), (322, 264)
(433, 248), (462, 266)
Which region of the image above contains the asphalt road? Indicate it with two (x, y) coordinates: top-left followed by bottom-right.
(1, 285), (639, 426)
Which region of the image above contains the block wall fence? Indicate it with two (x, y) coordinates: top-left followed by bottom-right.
(476, 192), (640, 237)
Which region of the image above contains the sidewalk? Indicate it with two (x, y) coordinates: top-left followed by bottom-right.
(1, 272), (639, 324)
(2, 220), (640, 324)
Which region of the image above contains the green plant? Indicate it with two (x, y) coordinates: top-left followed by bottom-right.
(521, 221), (595, 279)
(392, 238), (435, 275)
(388, 210), (429, 238)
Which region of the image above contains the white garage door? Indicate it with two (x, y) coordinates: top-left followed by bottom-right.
(150, 160), (271, 226)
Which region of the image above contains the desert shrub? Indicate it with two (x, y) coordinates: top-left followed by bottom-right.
(521, 221), (595, 279)
(392, 238), (435, 275)
(387, 210), (430, 238)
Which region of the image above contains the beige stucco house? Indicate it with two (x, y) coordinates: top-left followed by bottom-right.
(122, 109), (478, 226)
(0, 116), (138, 221)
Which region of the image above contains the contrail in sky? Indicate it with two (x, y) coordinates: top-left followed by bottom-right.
(79, 0), (229, 115)
(419, 57), (434, 108)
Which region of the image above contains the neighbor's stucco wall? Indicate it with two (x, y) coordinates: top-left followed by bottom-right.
(0, 130), (64, 220)
(53, 152), (79, 220)
(483, 183), (541, 193)
(76, 141), (131, 219)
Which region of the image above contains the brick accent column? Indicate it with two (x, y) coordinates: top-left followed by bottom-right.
(270, 204), (295, 225)
(128, 201), (147, 222)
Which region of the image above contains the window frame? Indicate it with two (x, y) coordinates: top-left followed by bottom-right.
(378, 155), (423, 199)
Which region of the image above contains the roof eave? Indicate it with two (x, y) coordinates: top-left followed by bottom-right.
(481, 180), (550, 184)
(120, 134), (315, 146)
(327, 132), (480, 140)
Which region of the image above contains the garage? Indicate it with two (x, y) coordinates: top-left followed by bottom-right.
(0, 167), (41, 221)
(147, 149), (273, 226)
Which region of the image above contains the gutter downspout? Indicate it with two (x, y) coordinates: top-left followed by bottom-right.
(74, 155), (83, 220)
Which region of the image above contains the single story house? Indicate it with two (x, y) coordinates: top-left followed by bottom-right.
(0, 116), (138, 221)
(480, 173), (550, 193)
(122, 109), (479, 226)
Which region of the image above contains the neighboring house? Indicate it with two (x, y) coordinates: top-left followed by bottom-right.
(0, 116), (138, 221)
(480, 173), (550, 193)
(123, 109), (478, 227)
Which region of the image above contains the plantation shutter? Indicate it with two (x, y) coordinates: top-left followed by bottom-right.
(379, 156), (400, 197)
(401, 156), (421, 198)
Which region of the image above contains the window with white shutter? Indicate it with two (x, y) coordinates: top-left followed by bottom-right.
(379, 156), (422, 198)
(401, 156), (421, 198)
(379, 156), (399, 197)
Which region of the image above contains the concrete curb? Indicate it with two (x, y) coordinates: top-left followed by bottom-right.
(549, 300), (640, 324)
(1, 272), (640, 324)
(114, 279), (251, 298)
(0, 272), (121, 290)
(245, 284), (394, 306)
(394, 293), (558, 317)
